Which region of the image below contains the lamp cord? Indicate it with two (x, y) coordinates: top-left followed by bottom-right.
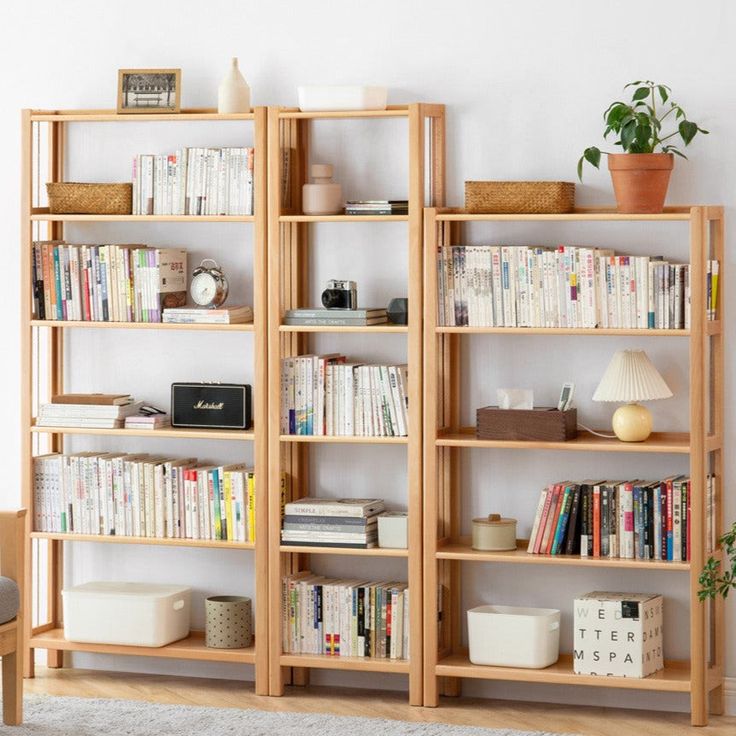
(577, 422), (617, 439)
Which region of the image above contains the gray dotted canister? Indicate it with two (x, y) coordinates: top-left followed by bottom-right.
(205, 595), (253, 649)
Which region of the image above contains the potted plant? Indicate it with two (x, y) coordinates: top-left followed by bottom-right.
(699, 521), (736, 601)
(578, 81), (708, 213)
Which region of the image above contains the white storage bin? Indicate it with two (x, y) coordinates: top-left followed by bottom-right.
(62, 582), (191, 648)
(467, 604), (560, 668)
(298, 85), (388, 112)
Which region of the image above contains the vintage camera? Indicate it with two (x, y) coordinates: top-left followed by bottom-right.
(321, 279), (357, 310)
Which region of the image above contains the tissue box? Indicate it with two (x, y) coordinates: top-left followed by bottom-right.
(573, 591), (663, 678)
(377, 512), (408, 549)
(476, 407), (577, 442)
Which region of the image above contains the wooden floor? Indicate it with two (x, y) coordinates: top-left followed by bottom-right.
(23, 667), (735, 735)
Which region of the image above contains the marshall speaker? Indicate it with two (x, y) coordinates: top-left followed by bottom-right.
(171, 383), (252, 430)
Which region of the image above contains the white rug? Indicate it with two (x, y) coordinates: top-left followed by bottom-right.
(16, 695), (575, 736)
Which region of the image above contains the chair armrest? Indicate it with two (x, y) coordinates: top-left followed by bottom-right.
(0, 510), (26, 584)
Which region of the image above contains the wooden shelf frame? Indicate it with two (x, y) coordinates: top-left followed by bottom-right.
(421, 206), (725, 725)
(266, 104), (445, 703)
(20, 108), (270, 692)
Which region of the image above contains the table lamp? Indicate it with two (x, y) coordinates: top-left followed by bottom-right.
(592, 349), (673, 442)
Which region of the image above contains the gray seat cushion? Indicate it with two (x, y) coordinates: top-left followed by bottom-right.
(0, 576), (19, 625)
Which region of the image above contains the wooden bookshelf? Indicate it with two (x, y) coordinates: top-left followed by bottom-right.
(422, 206), (725, 726)
(20, 108), (270, 694)
(266, 104), (445, 705)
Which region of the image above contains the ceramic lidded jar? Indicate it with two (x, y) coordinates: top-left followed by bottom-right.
(302, 164), (343, 215)
(471, 514), (517, 551)
(218, 57), (251, 114)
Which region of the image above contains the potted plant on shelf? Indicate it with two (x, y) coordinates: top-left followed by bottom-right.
(699, 521), (736, 601)
(578, 81), (708, 213)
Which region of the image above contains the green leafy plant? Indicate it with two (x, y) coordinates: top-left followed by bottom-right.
(578, 80), (708, 179)
(698, 521), (736, 601)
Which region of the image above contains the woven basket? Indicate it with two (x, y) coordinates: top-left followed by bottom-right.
(465, 181), (575, 214)
(47, 182), (133, 215)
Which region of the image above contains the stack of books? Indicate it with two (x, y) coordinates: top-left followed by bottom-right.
(344, 200), (408, 216)
(437, 244), (719, 329)
(31, 452), (276, 543)
(132, 147), (255, 216)
(124, 413), (170, 430)
(36, 394), (141, 429)
(280, 354), (409, 436)
(527, 476), (716, 562)
(163, 305), (254, 325)
(31, 241), (187, 323)
(284, 308), (387, 327)
(282, 572), (409, 659)
(281, 497), (385, 549)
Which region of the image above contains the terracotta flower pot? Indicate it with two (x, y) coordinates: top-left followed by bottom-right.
(607, 153), (674, 214)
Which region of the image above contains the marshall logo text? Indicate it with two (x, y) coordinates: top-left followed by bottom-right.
(194, 400), (224, 410)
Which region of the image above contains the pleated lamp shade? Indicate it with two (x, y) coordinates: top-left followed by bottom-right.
(592, 350), (673, 403)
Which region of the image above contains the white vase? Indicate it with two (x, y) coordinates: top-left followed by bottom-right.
(218, 57), (251, 114)
(302, 164), (343, 215)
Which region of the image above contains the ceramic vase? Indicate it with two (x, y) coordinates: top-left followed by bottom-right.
(302, 163), (343, 215)
(218, 57), (251, 114)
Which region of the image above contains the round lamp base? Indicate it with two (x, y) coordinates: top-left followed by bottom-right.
(612, 403), (652, 442)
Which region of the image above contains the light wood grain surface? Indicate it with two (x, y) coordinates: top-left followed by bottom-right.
(22, 668), (736, 736)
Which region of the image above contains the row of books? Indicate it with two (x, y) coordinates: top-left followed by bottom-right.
(132, 147), (255, 216)
(31, 241), (187, 323)
(282, 572), (409, 659)
(281, 356), (409, 436)
(32, 452), (263, 543)
(437, 244), (719, 328)
(281, 497), (385, 549)
(527, 476), (716, 562)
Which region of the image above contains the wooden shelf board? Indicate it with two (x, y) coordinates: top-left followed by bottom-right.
(31, 422), (254, 441)
(279, 214), (408, 223)
(280, 434), (408, 444)
(279, 544), (408, 557)
(280, 652), (409, 673)
(30, 109), (254, 122)
(279, 324), (408, 334)
(278, 107), (410, 120)
(29, 628), (255, 664)
(436, 428), (690, 454)
(435, 653), (691, 692)
(31, 211), (254, 222)
(31, 319), (254, 332)
(30, 531), (254, 550)
(436, 326), (689, 336)
(435, 208), (694, 222)
(436, 537), (689, 570)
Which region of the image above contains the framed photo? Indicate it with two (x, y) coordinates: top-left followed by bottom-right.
(117, 68), (181, 114)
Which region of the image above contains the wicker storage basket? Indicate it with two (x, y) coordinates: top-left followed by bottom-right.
(465, 181), (575, 214)
(47, 182), (132, 215)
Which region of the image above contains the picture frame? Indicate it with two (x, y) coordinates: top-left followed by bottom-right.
(117, 68), (181, 114)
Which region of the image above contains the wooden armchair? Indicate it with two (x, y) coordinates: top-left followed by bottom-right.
(0, 509), (25, 726)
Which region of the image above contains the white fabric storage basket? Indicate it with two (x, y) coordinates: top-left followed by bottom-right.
(62, 582), (191, 648)
(467, 604), (560, 668)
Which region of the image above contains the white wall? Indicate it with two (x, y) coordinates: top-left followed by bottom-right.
(0, 0), (733, 713)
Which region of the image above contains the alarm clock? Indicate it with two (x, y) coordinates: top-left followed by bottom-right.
(191, 259), (229, 308)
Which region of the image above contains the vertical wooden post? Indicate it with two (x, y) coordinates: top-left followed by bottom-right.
(253, 106), (270, 696)
(688, 206), (708, 727)
(707, 207), (725, 716)
(19, 110), (35, 679)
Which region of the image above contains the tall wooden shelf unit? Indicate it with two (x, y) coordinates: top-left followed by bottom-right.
(266, 104), (445, 704)
(20, 108), (270, 694)
(422, 206), (725, 726)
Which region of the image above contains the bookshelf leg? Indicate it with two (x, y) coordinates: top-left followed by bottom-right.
(47, 649), (64, 669)
(690, 689), (708, 726)
(292, 667), (309, 687)
(441, 677), (461, 697)
(709, 685), (724, 716)
(409, 677), (422, 707)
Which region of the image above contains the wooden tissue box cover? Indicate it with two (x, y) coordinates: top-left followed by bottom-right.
(476, 407), (577, 442)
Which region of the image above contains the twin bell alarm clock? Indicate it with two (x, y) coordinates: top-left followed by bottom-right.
(190, 259), (229, 308)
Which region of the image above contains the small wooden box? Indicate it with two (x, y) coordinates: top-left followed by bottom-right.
(476, 407), (577, 442)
